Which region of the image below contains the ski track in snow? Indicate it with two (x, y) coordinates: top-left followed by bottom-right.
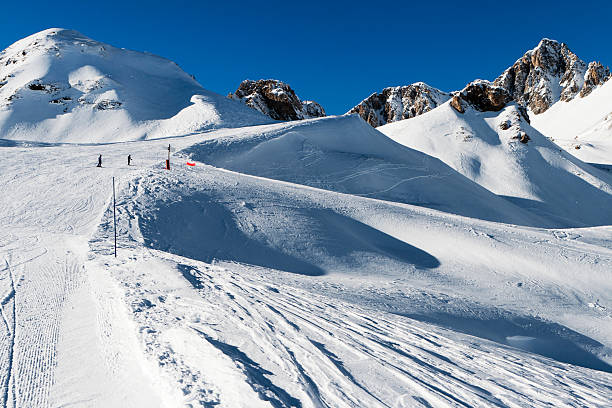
(0, 119), (611, 406)
(89, 249), (612, 407)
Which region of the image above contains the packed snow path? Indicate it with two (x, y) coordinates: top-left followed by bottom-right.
(0, 120), (611, 406)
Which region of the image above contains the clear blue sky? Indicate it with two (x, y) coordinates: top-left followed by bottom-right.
(1, 0), (610, 114)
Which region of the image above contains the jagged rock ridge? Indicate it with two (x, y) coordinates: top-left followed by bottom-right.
(350, 39), (610, 128)
(229, 79), (325, 121)
(347, 83), (450, 127)
(494, 38), (611, 114)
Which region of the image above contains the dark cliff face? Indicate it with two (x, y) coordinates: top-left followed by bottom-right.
(347, 83), (450, 127)
(449, 81), (532, 123)
(451, 81), (513, 113)
(229, 79), (325, 121)
(494, 39), (610, 114)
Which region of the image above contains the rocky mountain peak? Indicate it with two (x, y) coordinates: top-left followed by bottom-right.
(494, 38), (610, 114)
(581, 61), (611, 97)
(229, 79), (325, 121)
(347, 82), (450, 127)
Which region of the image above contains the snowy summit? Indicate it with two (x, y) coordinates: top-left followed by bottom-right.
(1, 27), (612, 408)
(0, 28), (271, 143)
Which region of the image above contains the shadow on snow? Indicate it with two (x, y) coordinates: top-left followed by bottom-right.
(139, 194), (439, 276)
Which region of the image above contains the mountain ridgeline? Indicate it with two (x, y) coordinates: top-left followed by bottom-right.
(229, 79), (325, 121)
(346, 38), (611, 127)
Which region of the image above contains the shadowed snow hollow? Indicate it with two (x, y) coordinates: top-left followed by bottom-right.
(379, 102), (612, 227)
(184, 115), (543, 226)
(0, 28), (271, 143)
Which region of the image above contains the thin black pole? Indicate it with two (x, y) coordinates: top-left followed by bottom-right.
(113, 176), (117, 257)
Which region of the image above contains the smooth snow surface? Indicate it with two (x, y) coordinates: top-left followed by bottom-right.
(0, 29), (271, 143)
(1, 29), (612, 408)
(184, 115), (543, 226)
(2, 118), (612, 406)
(531, 79), (612, 165)
(379, 102), (612, 227)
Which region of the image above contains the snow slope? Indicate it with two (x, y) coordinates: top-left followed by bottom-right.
(184, 115), (544, 226)
(1, 28), (612, 407)
(531, 79), (612, 165)
(1, 122), (611, 406)
(379, 101), (612, 227)
(0, 29), (271, 143)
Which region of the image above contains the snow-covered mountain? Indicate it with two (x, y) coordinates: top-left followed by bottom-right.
(183, 115), (542, 226)
(0, 28), (271, 143)
(494, 38), (610, 114)
(347, 82), (450, 127)
(229, 79), (325, 121)
(531, 78), (612, 165)
(2, 28), (612, 407)
(349, 39), (610, 130)
(379, 81), (612, 227)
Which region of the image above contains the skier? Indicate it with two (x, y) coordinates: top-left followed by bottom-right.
(97, 154), (102, 168)
(127, 154), (132, 166)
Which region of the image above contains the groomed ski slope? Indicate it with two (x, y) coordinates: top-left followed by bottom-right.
(1, 116), (611, 407)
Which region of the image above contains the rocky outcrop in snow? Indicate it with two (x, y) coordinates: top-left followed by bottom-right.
(494, 38), (610, 114)
(347, 83), (450, 127)
(450, 81), (513, 114)
(581, 62), (611, 97)
(229, 79), (325, 121)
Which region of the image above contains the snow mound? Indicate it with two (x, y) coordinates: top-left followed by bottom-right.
(531, 79), (612, 165)
(0, 28), (271, 143)
(185, 115), (542, 226)
(379, 101), (612, 227)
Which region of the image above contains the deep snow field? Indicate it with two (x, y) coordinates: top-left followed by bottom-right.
(1, 28), (612, 408)
(1, 115), (612, 407)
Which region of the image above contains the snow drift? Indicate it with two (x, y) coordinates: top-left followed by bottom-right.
(531, 79), (612, 165)
(0, 28), (271, 143)
(379, 101), (612, 227)
(184, 115), (543, 226)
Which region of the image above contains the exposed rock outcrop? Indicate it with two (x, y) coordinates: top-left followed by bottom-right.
(454, 81), (512, 112)
(347, 83), (450, 127)
(450, 95), (464, 114)
(581, 62), (611, 97)
(229, 79), (325, 121)
(494, 38), (610, 114)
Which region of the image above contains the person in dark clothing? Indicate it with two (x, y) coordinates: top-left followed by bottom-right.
(97, 154), (102, 167)
(127, 155), (131, 166)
